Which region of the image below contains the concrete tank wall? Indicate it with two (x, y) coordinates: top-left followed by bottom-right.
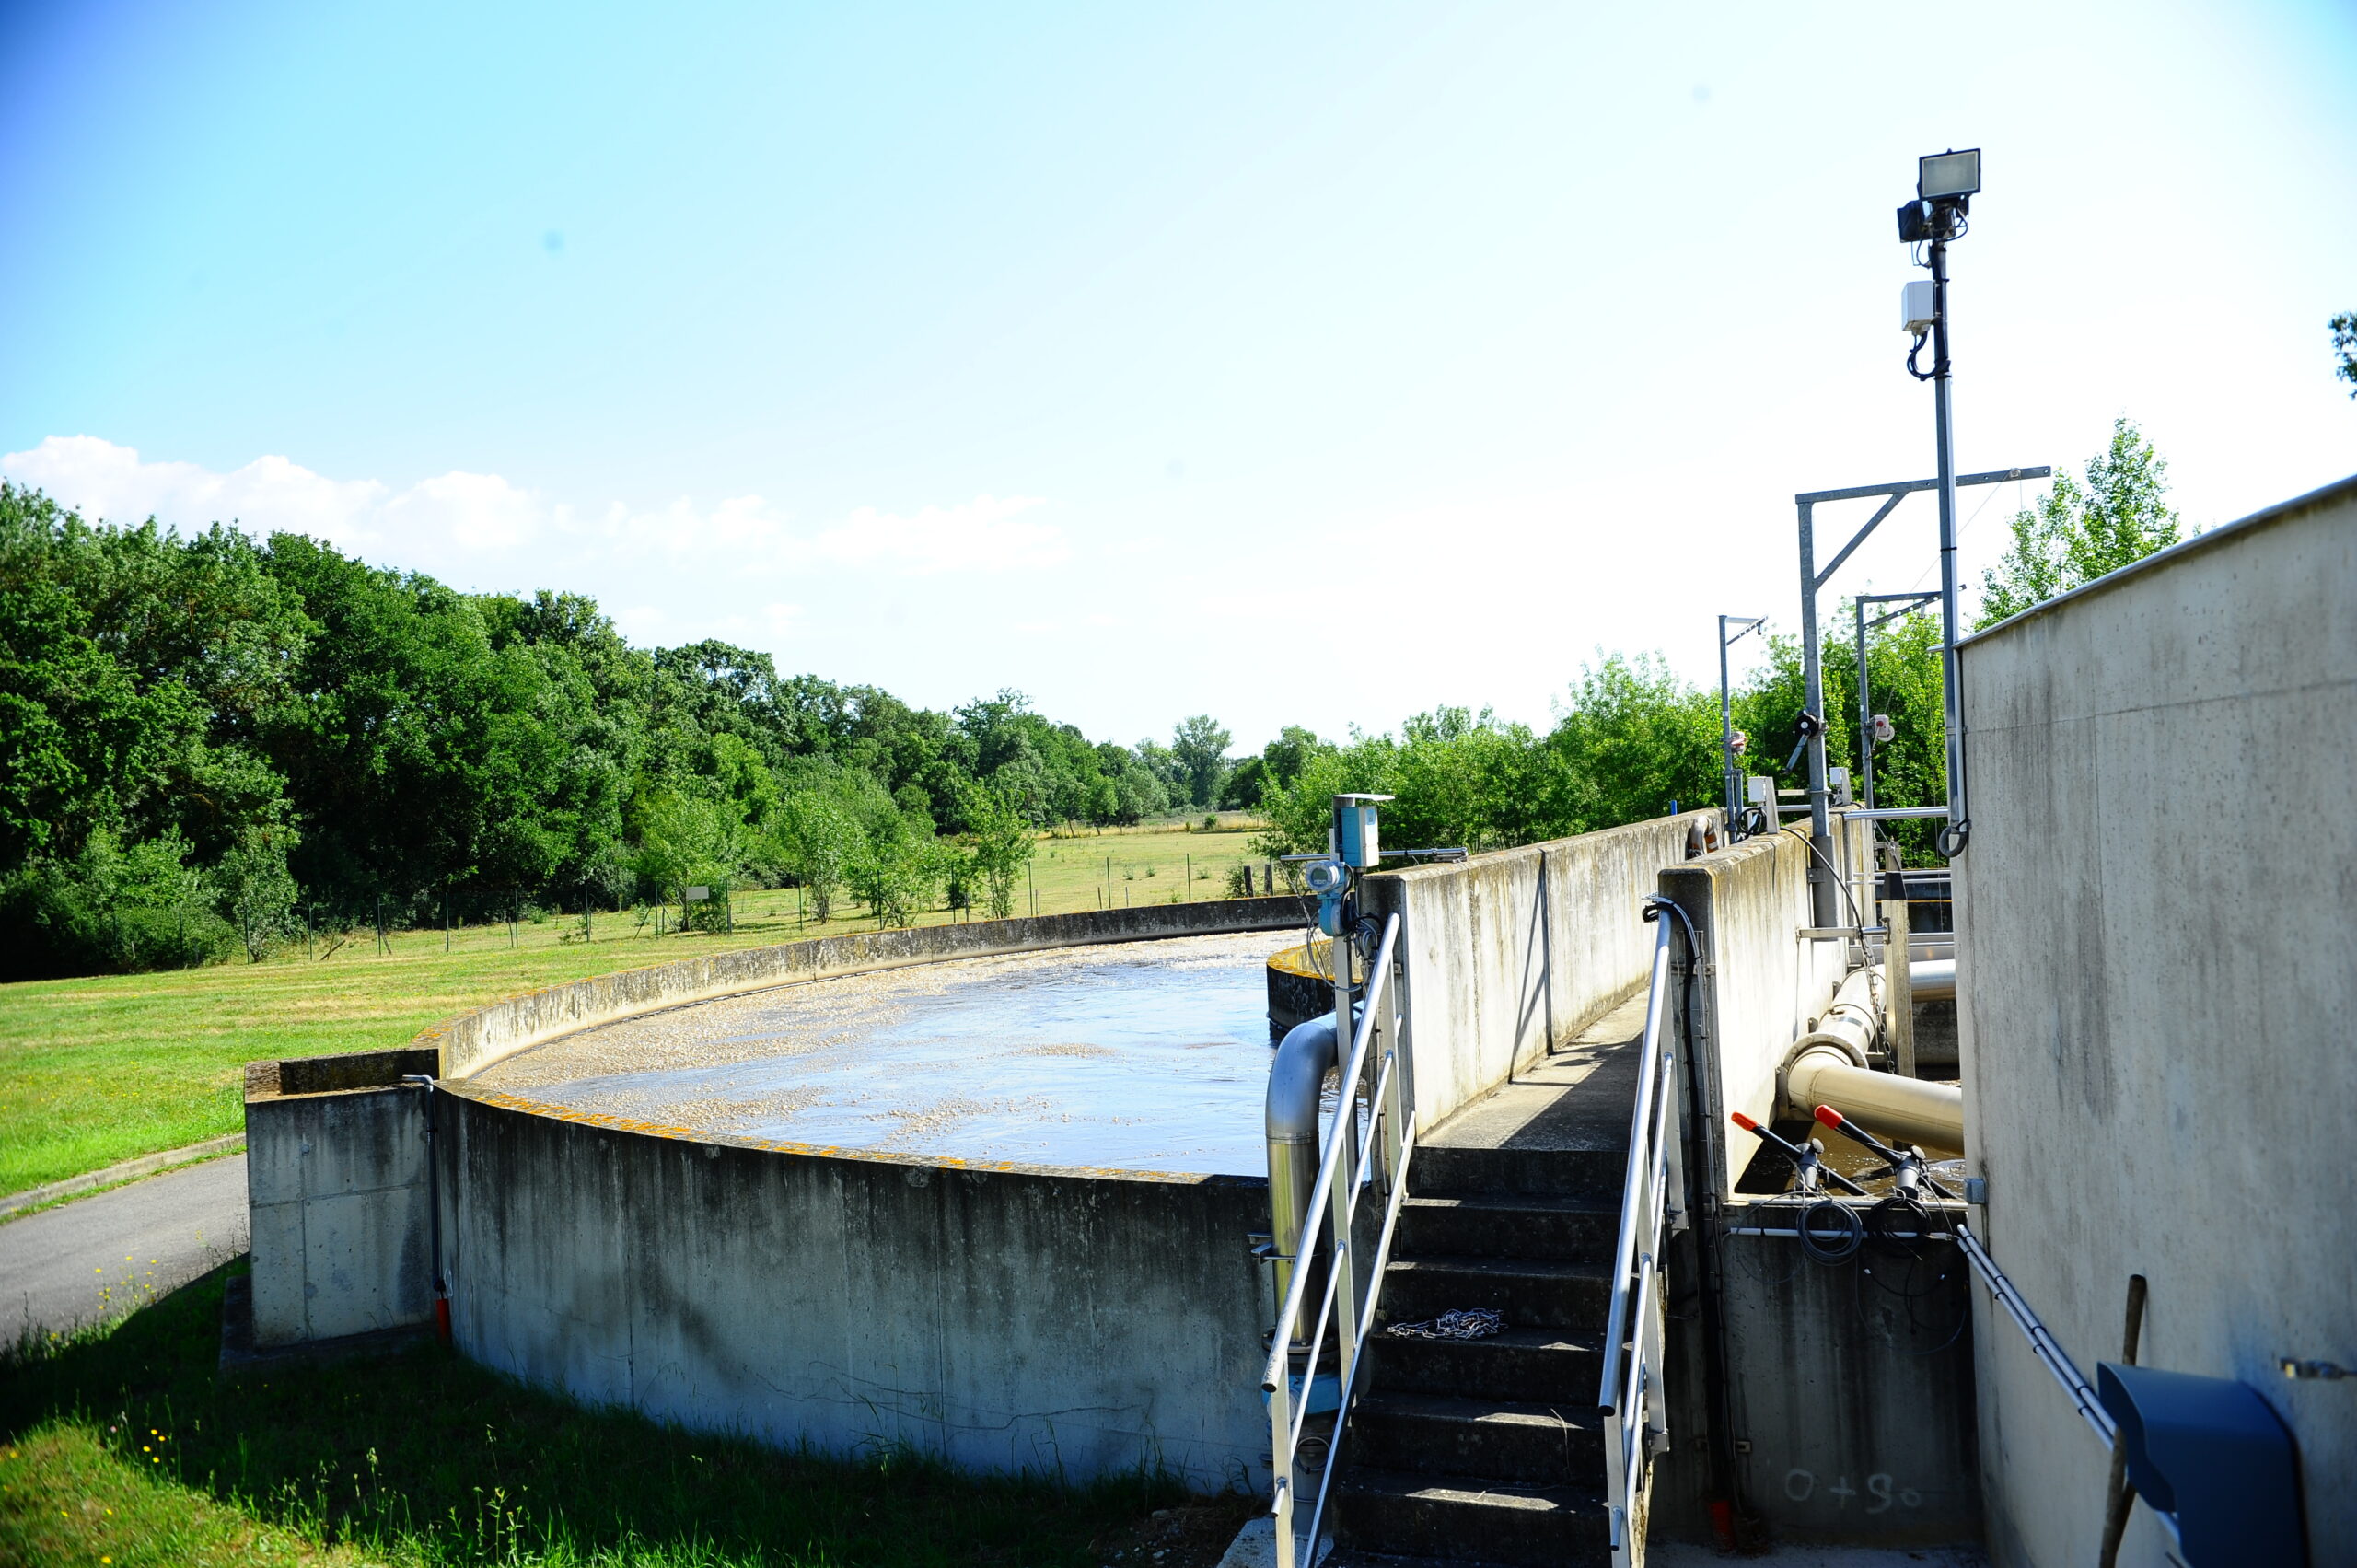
(250, 901), (1309, 1484)
(1362, 811), (1719, 1133)
(439, 1090), (1270, 1486)
(1955, 473), (2357, 1566)
(244, 1048), (439, 1346)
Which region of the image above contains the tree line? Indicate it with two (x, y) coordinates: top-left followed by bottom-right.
(0, 420), (2180, 979)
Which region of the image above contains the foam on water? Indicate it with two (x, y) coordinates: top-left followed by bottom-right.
(471, 930), (1301, 1175)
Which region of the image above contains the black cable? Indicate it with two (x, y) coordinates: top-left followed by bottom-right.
(1778, 825), (1868, 930)
(1798, 1199), (1864, 1265)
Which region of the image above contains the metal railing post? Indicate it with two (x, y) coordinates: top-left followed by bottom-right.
(1263, 914), (1413, 1568)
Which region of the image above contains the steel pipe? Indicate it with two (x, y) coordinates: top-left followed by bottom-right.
(1266, 1014), (1340, 1345)
(1910, 958), (1956, 1002)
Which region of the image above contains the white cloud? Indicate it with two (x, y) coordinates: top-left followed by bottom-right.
(2, 436), (389, 551)
(0, 436), (1062, 582)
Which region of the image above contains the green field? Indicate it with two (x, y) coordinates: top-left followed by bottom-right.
(0, 819), (1282, 1195)
(0, 1262), (1251, 1568)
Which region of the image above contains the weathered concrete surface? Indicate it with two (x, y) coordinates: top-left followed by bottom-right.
(440, 1089), (1271, 1485)
(1362, 813), (1716, 1135)
(244, 1050), (436, 1346)
(424, 896), (1310, 1079)
(1713, 1225), (1980, 1547)
(1647, 823), (1975, 1551)
(1657, 830), (1853, 1204)
(1956, 473), (2357, 1566)
(0, 1155), (248, 1340)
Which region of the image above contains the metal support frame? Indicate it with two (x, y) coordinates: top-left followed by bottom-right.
(1852, 591), (1937, 810)
(1794, 465), (2049, 923)
(1718, 615), (1767, 830)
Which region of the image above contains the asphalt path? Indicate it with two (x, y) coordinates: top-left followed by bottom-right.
(0, 1155), (248, 1342)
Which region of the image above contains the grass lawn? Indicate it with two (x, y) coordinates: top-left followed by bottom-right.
(0, 819), (1283, 1195)
(0, 1262), (1255, 1567)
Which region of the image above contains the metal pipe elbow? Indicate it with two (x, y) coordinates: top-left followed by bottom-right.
(1267, 1016), (1341, 1146)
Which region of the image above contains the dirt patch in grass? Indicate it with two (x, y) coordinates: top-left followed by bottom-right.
(1090, 1498), (1261, 1568)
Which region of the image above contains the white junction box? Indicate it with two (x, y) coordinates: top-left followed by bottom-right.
(1901, 279), (1937, 334)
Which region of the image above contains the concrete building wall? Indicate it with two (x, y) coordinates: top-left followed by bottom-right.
(1364, 812), (1718, 1132)
(424, 896), (1312, 1080)
(438, 1091), (1270, 1485)
(243, 1049), (438, 1346)
(1956, 474), (2357, 1565)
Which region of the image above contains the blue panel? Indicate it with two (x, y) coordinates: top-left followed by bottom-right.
(2097, 1363), (2306, 1567)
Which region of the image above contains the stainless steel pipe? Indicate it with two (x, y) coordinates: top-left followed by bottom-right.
(1909, 958), (1956, 1002)
(1267, 1014), (1340, 1345)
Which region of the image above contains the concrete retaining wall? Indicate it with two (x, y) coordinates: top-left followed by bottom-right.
(1656, 829), (1852, 1202)
(423, 896), (1312, 1080)
(1646, 818), (1980, 1550)
(244, 1049), (438, 1346)
(1956, 473), (2357, 1566)
(439, 1090), (1270, 1485)
(1363, 812), (1718, 1133)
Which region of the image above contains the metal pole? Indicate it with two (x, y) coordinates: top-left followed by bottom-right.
(1855, 598), (1875, 810)
(1797, 504), (1837, 924)
(1931, 235), (1968, 849)
(1719, 615), (1738, 820)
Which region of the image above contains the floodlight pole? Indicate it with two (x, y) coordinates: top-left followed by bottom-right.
(1928, 235), (1967, 852)
(1718, 614), (1766, 828)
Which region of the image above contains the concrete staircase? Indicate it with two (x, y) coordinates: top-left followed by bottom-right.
(1331, 993), (1651, 1568)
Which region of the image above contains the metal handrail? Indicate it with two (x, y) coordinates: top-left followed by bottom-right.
(1263, 912), (1412, 1568)
(1596, 899), (1690, 1565)
(1955, 1220), (2118, 1447)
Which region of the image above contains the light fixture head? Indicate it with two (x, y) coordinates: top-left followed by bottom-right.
(1918, 147), (1981, 203)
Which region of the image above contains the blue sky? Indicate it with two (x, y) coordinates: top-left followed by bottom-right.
(5, 1), (2353, 749)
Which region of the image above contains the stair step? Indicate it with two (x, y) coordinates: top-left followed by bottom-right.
(1366, 1327), (1606, 1405)
(1333, 1466), (1611, 1567)
(1349, 1392), (1603, 1485)
(1379, 1256), (1612, 1331)
(1413, 1144), (1627, 1201)
(1397, 1192), (1619, 1262)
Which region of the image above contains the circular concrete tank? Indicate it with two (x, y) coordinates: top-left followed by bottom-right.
(472, 929), (1294, 1174)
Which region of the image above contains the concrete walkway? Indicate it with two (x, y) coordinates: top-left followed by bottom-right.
(0, 1155), (248, 1342)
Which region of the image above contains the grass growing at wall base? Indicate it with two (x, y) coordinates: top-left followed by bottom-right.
(0, 1262), (1245, 1567)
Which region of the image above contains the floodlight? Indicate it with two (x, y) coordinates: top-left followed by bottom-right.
(1918, 148), (1981, 203)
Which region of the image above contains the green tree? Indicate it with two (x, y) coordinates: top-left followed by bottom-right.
(220, 821), (300, 962)
(2332, 311), (2357, 398)
(1168, 715), (1232, 808)
(774, 787), (862, 923)
(1543, 655), (1722, 833)
(1977, 418), (2182, 628)
(846, 807), (949, 929)
(958, 781), (1036, 919)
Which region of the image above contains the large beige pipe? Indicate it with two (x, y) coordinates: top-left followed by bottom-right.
(1782, 966), (1965, 1150)
(1785, 1048), (1964, 1151)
